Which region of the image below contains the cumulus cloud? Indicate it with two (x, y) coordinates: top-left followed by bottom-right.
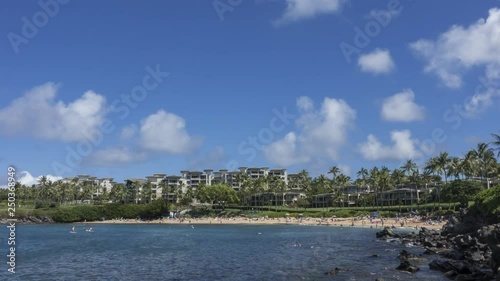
(358, 49), (395, 74)
(264, 96), (356, 166)
(410, 8), (500, 88)
(273, 0), (345, 26)
(84, 147), (147, 167)
(120, 124), (137, 140)
(139, 110), (202, 154)
(0, 83), (108, 142)
(16, 171), (63, 186)
(381, 89), (425, 122)
(264, 132), (310, 166)
(358, 130), (422, 161)
(80, 110), (200, 167)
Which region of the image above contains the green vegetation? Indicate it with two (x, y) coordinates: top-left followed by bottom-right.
(197, 183), (239, 209)
(441, 180), (484, 208)
(1, 131), (498, 223)
(474, 184), (500, 216)
(0, 200), (170, 223)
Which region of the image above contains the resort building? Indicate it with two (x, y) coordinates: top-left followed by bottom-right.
(286, 174), (301, 190)
(248, 192), (306, 207)
(212, 169), (229, 185)
(338, 185), (372, 207)
(146, 173), (166, 200)
(376, 188), (422, 206)
(268, 168), (288, 184)
(59, 167), (321, 204)
(180, 170), (213, 190)
(244, 167), (269, 179)
(62, 174), (116, 199)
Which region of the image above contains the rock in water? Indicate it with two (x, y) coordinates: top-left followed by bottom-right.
(376, 227), (401, 239)
(396, 261), (419, 273)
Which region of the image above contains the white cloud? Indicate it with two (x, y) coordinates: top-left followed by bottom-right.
(273, 0), (344, 26)
(358, 130), (422, 161)
(0, 83), (108, 142)
(85, 147), (147, 167)
(297, 96), (314, 112)
(358, 49), (395, 74)
(264, 96), (356, 166)
(17, 171), (63, 186)
(139, 110), (202, 154)
(410, 8), (500, 88)
(381, 89), (425, 122)
(264, 132), (310, 166)
(120, 124), (137, 140)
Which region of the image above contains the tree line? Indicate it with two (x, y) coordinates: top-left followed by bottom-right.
(2, 132), (499, 210)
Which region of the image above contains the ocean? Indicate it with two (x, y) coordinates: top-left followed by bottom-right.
(1, 224), (447, 280)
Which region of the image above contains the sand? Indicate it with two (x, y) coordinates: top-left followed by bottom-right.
(86, 216), (445, 231)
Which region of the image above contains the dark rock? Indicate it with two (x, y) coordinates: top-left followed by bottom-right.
(375, 279), (385, 281)
(455, 271), (494, 281)
(478, 224), (500, 274)
(453, 216), (482, 235)
(443, 270), (457, 278)
(423, 248), (437, 255)
(376, 227), (401, 239)
(424, 241), (437, 248)
(398, 250), (424, 262)
(396, 261), (419, 273)
(429, 259), (472, 274)
(325, 267), (341, 275)
(436, 241), (447, 248)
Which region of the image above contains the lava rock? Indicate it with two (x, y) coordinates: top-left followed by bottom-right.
(396, 261), (419, 273)
(376, 227), (401, 239)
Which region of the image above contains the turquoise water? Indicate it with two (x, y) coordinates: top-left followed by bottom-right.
(1, 224), (446, 280)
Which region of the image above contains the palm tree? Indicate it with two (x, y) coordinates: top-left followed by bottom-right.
(391, 168), (406, 186)
(142, 182), (153, 203)
(435, 152), (451, 183)
(368, 167), (379, 206)
(491, 131), (500, 158)
(401, 160), (417, 179)
(448, 157), (463, 180)
(298, 169), (311, 192)
(328, 166), (340, 182)
(356, 167), (368, 182)
(473, 142), (496, 188)
(461, 150), (477, 179)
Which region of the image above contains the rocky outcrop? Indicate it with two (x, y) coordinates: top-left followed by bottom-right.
(375, 227), (401, 239)
(478, 224), (500, 275)
(376, 208), (500, 281)
(396, 261), (419, 273)
(1, 216), (54, 224)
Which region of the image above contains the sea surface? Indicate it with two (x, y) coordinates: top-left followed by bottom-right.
(0, 224), (447, 281)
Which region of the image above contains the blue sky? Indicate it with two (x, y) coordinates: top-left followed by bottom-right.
(1, 0), (499, 185)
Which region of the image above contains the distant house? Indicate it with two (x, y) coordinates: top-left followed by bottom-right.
(377, 188), (422, 206)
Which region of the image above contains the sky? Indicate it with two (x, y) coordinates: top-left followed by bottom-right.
(1, 0), (499, 185)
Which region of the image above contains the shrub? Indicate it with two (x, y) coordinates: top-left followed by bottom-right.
(474, 184), (500, 216)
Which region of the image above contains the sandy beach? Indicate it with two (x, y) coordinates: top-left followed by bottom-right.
(87, 216), (446, 230)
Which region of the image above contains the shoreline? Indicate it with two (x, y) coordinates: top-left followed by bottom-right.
(84, 216), (446, 231)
